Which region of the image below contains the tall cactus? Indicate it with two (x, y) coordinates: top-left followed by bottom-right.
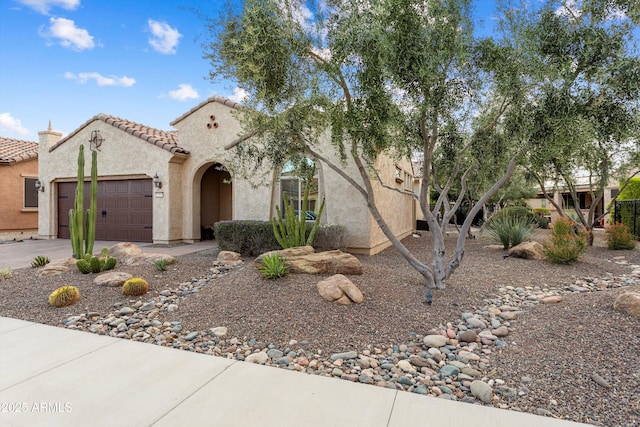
(69, 145), (85, 258)
(85, 149), (98, 255)
(69, 145), (98, 258)
(273, 183), (325, 248)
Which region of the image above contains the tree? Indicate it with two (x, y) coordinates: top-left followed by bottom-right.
(522, 0), (640, 244)
(204, 0), (532, 291)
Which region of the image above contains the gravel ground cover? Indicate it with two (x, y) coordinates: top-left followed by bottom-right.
(0, 229), (638, 426)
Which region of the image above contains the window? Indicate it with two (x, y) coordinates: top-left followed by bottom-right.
(395, 166), (403, 184)
(280, 158), (319, 218)
(24, 177), (38, 209)
(611, 188), (620, 199)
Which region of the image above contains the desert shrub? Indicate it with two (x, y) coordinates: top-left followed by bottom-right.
(605, 222), (636, 250)
(0, 267), (12, 279)
(543, 216), (588, 264)
(214, 220), (280, 256)
(533, 207), (551, 217)
(313, 224), (347, 250)
(31, 255), (50, 268)
(483, 214), (536, 249)
(257, 252), (288, 279)
(49, 286), (80, 307)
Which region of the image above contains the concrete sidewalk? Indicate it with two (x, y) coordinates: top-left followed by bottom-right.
(0, 318), (592, 427)
(0, 239), (218, 270)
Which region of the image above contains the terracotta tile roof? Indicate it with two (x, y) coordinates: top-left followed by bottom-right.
(170, 95), (241, 126)
(0, 137), (38, 165)
(49, 114), (189, 155)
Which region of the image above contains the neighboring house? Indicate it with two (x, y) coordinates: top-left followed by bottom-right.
(37, 96), (415, 255)
(0, 136), (39, 234)
(527, 175), (622, 225)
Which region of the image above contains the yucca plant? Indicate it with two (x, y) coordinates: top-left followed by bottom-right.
(154, 258), (168, 271)
(483, 214), (536, 249)
(257, 252), (288, 279)
(31, 255), (50, 268)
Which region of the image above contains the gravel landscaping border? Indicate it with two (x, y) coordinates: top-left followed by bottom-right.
(0, 229), (638, 426)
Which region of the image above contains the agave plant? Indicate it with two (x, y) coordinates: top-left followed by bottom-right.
(257, 252), (288, 279)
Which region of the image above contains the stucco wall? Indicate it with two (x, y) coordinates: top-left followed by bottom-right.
(0, 159), (38, 232)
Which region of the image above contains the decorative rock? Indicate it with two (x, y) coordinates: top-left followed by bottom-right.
(94, 272), (133, 287)
(245, 351), (268, 364)
(286, 250), (364, 275)
(217, 251), (242, 262)
(423, 335), (447, 348)
(508, 241), (544, 260)
(613, 291), (640, 318)
(459, 330), (477, 343)
(317, 274), (364, 304)
(330, 351), (358, 361)
(491, 326), (509, 337)
(591, 373), (611, 389)
(210, 327), (228, 337)
(470, 380), (493, 403)
(439, 365), (460, 377)
(317, 276), (346, 302)
(541, 295), (564, 304)
(336, 275), (364, 303)
(397, 360), (414, 372)
(466, 318), (487, 329)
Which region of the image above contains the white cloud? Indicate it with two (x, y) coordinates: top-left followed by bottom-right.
(64, 72), (135, 87)
(228, 87), (248, 103)
(43, 17), (94, 50)
(147, 19), (182, 54)
(555, 0), (582, 19)
(168, 84), (199, 101)
(15, 0), (79, 15)
(0, 113), (30, 136)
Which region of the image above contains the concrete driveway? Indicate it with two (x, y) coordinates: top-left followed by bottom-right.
(0, 238), (217, 269)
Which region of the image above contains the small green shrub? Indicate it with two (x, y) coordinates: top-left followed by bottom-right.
(0, 267), (12, 279)
(543, 216), (588, 264)
(122, 277), (149, 296)
(533, 207), (551, 217)
(313, 224), (347, 250)
(214, 220), (280, 256)
(257, 252), (288, 279)
(49, 286), (80, 307)
(31, 255), (50, 268)
(483, 214), (536, 249)
(154, 258), (168, 271)
(605, 222), (636, 250)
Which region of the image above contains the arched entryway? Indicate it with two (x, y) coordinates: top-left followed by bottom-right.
(200, 163), (232, 239)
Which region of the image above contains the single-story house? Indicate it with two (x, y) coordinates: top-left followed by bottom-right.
(0, 136), (39, 235)
(37, 96), (415, 255)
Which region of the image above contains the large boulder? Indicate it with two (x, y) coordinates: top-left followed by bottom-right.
(37, 257), (75, 277)
(317, 274), (364, 304)
(94, 271), (133, 287)
(256, 247), (363, 275)
(288, 250), (363, 275)
(108, 242), (175, 266)
(613, 291), (640, 318)
(508, 241), (544, 260)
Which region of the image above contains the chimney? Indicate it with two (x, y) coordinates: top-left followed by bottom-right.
(38, 119), (63, 148)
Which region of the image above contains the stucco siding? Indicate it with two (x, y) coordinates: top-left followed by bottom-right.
(0, 159), (38, 232)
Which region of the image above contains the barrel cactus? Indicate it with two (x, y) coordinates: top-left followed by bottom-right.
(102, 256), (117, 271)
(89, 256), (102, 273)
(76, 259), (91, 274)
(122, 278), (149, 296)
(49, 286), (80, 307)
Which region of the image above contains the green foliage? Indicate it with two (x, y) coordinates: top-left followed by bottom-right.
(122, 278), (149, 296)
(214, 220), (280, 256)
(617, 177), (640, 200)
(69, 146), (98, 258)
(102, 256), (117, 271)
(154, 258), (168, 271)
(31, 255), (50, 268)
(0, 267), (12, 279)
(533, 208), (551, 216)
(48, 286), (80, 307)
(257, 252), (288, 279)
(89, 256), (102, 273)
(543, 217), (588, 264)
(483, 214), (536, 249)
(606, 222), (636, 250)
(273, 185), (325, 249)
(76, 259), (91, 274)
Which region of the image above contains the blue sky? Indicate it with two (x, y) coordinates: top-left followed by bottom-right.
(1, 0), (500, 141)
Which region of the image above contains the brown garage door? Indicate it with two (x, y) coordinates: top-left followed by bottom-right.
(58, 179), (153, 242)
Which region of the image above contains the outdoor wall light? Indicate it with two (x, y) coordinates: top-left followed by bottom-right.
(153, 173), (162, 189)
(89, 130), (105, 151)
(35, 179), (45, 192)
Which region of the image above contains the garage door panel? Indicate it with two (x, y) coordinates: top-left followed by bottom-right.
(58, 179), (152, 242)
